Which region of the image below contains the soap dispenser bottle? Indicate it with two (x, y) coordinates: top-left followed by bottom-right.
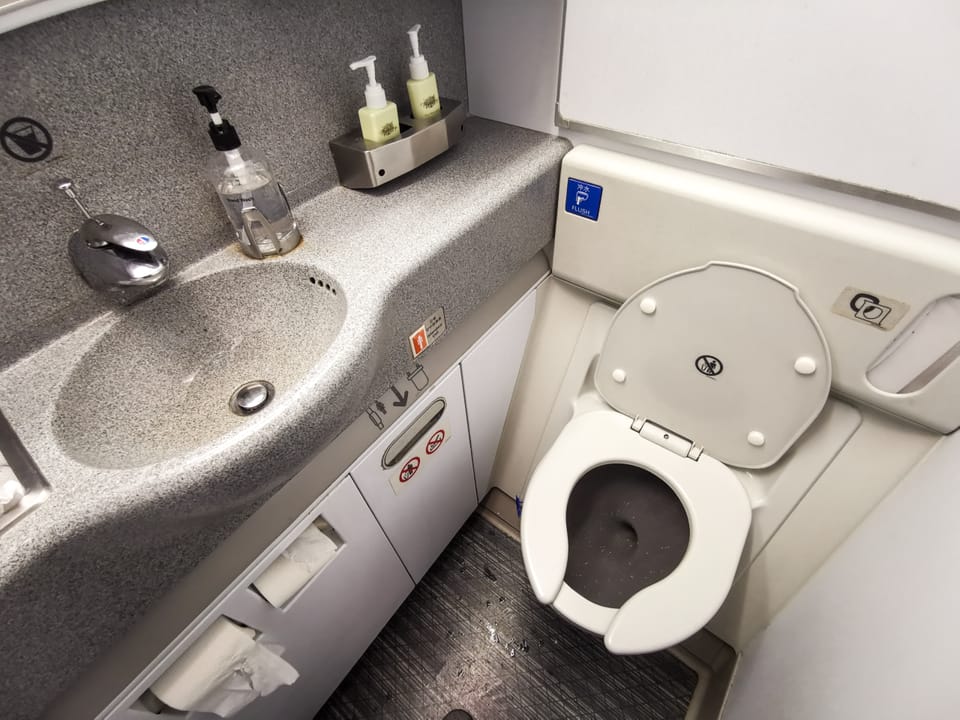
(405, 24), (441, 120)
(349, 55), (400, 143)
(191, 85), (301, 259)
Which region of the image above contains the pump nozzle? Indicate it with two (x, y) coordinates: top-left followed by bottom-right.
(406, 24), (430, 81)
(407, 24), (422, 58)
(192, 85), (222, 114)
(349, 55), (387, 109)
(191, 84), (241, 151)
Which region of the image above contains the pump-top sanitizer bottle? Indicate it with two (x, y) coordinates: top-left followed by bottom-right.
(349, 56), (401, 143)
(405, 24), (441, 120)
(191, 85), (301, 259)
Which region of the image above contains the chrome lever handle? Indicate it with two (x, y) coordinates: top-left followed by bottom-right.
(55, 176), (170, 302)
(55, 178), (102, 224)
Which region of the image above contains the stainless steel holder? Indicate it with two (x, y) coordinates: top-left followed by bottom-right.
(329, 98), (466, 189)
(0, 409), (50, 538)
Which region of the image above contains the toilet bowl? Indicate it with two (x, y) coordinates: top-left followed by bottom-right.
(521, 262), (831, 654)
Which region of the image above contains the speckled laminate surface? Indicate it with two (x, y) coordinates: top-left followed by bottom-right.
(0, 118), (570, 719)
(0, 0), (468, 367)
(54, 264), (347, 469)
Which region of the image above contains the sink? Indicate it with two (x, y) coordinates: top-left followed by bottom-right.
(53, 263), (347, 469)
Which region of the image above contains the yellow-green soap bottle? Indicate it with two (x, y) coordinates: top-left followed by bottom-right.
(349, 55), (400, 143)
(405, 24), (441, 120)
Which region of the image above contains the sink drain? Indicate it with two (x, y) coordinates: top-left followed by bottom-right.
(229, 380), (275, 416)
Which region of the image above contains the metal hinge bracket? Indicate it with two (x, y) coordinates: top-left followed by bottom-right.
(631, 418), (703, 461)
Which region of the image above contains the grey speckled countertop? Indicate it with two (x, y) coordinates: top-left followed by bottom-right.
(0, 117), (570, 720)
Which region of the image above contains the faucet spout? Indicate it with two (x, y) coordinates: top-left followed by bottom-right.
(56, 179), (170, 303)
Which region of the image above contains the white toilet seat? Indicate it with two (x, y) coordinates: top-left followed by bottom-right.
(521, 408), (752, 654)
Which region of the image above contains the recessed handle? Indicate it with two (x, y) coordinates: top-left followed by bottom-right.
(382, 398), (445, 468)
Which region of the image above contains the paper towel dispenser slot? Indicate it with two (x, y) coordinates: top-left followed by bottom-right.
(250, 518), (343, 609)
(143, 616), (298, 716)
(381, 398), (446, 469)
(131, 688), (169, 715)
(867, 295), (960, 394)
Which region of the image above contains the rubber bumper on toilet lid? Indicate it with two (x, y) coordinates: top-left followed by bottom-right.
(595, 262), (831, 469)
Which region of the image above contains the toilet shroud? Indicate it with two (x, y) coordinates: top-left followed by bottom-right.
(520, 262), (832, 654)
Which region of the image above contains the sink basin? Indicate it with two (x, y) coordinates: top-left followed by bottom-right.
(53, 263), (347, 469)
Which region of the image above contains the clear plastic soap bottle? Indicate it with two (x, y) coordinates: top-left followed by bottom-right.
(405, 24), (441, 120)
(349, 55), (401, 143)
(191, 85), (301, 259)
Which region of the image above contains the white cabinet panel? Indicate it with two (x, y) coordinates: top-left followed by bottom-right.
(106, 476), (412, 720)
(461, 285), (539, 498)
(351, 366), (477, 582)
(217, 477), (412, 719)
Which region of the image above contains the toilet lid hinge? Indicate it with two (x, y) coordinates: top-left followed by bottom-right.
(631, 418), (704, 461)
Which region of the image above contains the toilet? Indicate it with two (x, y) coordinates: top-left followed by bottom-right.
(521, 261), (832, 654)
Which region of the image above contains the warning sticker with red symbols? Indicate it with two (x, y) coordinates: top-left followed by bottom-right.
(409, 308), (447, 358)
(399, 456), (421, 483)
(425, 429), (445, 454)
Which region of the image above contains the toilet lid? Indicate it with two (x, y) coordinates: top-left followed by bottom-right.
(595, 262), (831, 469)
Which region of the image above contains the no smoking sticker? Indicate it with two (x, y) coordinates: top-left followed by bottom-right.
(399, 456), (420, 483)
(426, 429), (445, 454)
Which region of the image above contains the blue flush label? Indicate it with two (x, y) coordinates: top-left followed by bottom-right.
(565, 178), (603, 221)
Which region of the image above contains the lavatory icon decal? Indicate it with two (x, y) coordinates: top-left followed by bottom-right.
(849, 292), (891, 326)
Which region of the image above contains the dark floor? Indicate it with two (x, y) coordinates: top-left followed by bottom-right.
(316, 514), (698, 720)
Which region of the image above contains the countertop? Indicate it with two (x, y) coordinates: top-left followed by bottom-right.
(0, 117), (570, 719)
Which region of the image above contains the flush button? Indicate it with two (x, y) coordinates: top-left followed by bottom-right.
(747, 431), (765, 447)
(612, 368), (627, 383)
(639, 297), (657, 315)
(794, 356), (817, 375)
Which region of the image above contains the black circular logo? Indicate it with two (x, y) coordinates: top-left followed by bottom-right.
(1, 116), (53, 163)
(695, 355), (723, 377)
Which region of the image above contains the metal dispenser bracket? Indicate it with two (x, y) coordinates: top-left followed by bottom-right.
(329, 99), (466, 189)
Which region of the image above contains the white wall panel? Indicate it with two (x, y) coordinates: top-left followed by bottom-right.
(725, 432), (958, 719)
(560, 0), (960, 210)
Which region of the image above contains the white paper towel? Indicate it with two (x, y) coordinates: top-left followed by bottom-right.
(0, 464), (25, 515)
(252, 522), (339, 608)
(151, 617), (299, 717)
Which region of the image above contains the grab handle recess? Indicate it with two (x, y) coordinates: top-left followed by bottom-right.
(382, 398), (446, 468)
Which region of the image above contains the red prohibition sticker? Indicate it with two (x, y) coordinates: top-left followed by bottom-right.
(426, 429), (445, 455)
(399, 456), (421, 483)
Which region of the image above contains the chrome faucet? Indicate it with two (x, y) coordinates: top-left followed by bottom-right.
(55, 179), (169, 303)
